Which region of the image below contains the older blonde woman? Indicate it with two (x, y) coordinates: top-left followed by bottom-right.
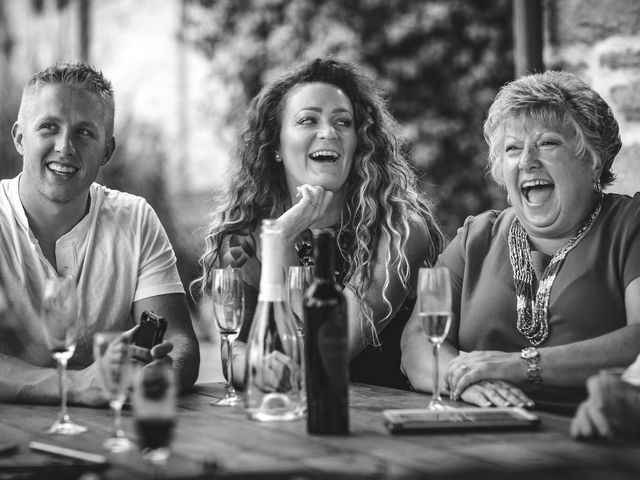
(401, 71), (640, 412)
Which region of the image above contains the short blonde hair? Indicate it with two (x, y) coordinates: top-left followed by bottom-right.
(484, 71), (621, 188)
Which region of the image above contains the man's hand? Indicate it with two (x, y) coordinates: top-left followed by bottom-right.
(571, 371), (640, 441)
(126, 324), (174, 366)
(252, 351), (295, 393)
(67, 363), (108, 407)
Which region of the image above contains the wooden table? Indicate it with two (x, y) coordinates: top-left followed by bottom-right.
(1, 382), (639, 479)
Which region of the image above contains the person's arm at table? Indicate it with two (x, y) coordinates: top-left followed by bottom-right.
(447, 277), (640, 397)
(400, 304), (459, 395)
(132, 293), (200, 394)
(401, 314), (534, 408)
(0, 351), (104, 406)
(0, 303), (105, 406)
(401, 213), (533, 408)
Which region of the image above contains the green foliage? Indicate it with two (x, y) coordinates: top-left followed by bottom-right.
(185, 0), (513, 237)
(0, 71), (22, 180)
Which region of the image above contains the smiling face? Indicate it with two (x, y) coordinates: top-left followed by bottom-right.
(501, 116), (602, 241)
(12, 84), (114, 209)
(278, 82), (357, 199)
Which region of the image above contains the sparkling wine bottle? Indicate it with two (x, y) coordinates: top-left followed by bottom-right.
(245, 220), (301, 422)
(303, 230), (349, 434)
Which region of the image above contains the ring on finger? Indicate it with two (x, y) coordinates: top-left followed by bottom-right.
(311, 202), (320, 208)
(461, 364), (470, 375)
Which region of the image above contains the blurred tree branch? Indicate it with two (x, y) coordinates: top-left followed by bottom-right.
(184, 0), (513, 237)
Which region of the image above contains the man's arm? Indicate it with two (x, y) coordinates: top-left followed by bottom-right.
(0, 307), (105, 406)
(0, 351), (59, 404)
(132, 293), (200, 394)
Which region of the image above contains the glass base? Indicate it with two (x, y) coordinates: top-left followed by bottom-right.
(47, 419), (87, 435)
(248, 409), (304, 422)
(104, 435), (135, 453)
(247, 393), (305, 422)
(211, 395), (241, 407)
(141, 447), (171, 465)
(427, 398), (450, 410)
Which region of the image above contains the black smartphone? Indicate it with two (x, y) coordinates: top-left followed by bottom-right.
(133, 310), (167, 350)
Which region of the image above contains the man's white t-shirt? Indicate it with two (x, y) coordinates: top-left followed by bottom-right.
(0, 175), (185, 369)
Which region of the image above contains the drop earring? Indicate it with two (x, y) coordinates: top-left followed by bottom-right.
(593, 178), (603, 196)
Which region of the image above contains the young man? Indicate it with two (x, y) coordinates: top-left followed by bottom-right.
(0, 63), (199, 405)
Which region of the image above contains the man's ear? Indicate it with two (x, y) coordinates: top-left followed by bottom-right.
(11, 123), (24, 156)
(102, 137), (116, 166)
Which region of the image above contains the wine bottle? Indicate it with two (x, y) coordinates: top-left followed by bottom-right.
(303, 230), (349, 434)
(245, 220), (302, 422)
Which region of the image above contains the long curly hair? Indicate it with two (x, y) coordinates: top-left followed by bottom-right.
(194, 58), (444, 345)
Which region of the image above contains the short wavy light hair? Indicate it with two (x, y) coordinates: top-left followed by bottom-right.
(484, 70), (621, 189)
(19, 62), (115, 140)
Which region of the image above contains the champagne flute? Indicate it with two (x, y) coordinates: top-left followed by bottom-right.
(211, 267), (245, 406)
(417, 267), (453, 410)
(287, 265), (315, 413)
(41, 275), (87, 435)
(93, 331), (134, 452)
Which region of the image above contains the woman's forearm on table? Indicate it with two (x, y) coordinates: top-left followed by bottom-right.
(400, 316), (459, 393)
(538, 323), (640, 386)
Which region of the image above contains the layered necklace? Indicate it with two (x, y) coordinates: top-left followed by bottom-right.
(508, 197), (603, 346)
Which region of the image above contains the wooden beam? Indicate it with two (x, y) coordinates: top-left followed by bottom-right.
(513, 0), (544, 77)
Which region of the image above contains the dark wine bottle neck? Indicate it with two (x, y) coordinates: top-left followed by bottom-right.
(313, 231), (335, 281)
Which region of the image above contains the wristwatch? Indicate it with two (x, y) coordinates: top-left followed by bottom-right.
(521, 347), (542, 384)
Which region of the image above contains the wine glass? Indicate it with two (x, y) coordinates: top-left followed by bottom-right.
(211, 267), (245, 406)
(287, 265), (315, 413)
(93, 331), (134, 452)
(41, 275), (87, 435)
(417, 267), (453, 410)
(133, 361), (176, 465)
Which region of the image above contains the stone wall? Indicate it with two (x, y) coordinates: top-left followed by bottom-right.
(545, 0), (640, 195)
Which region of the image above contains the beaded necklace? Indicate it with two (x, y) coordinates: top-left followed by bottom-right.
(508, 197), (603, 346)
(292, 225), (352, 286)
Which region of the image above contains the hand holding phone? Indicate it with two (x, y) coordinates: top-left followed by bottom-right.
(132, 310), (167, 362)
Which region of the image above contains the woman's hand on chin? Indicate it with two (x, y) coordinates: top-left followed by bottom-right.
(278, 185), (334, 243)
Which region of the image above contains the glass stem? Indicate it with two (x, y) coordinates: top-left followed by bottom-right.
(432, 342), (441, 402)
(223, 334), (236, 397)
(58, 357), (70, 422)
(298, 329), (306, 394)
(113, 402), (124, 437)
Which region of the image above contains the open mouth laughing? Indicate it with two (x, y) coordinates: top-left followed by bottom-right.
(309, 150), (340, 164)
(521, 179), (554, 204)
(46, 161), (78, 176)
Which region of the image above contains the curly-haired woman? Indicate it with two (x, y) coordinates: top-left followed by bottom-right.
(194, 58), (444, 389)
